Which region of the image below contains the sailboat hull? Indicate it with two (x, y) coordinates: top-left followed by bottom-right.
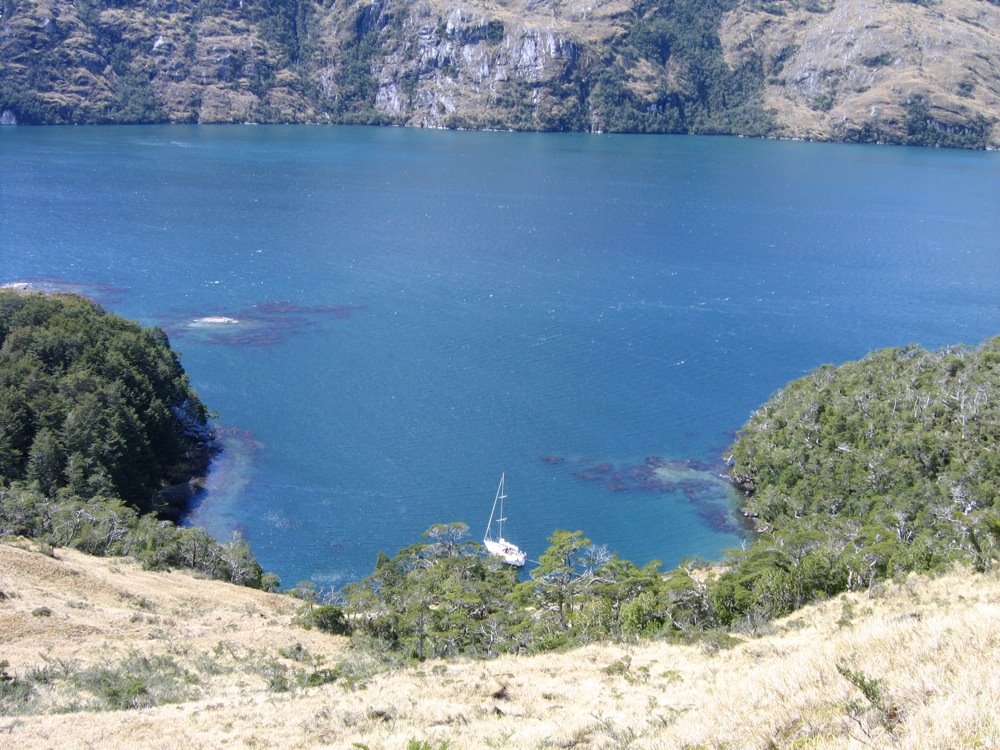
(484, 537), (527, 567)
(484, 473), (527, 567)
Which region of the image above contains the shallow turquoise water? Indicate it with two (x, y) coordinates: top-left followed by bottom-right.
(2, 125), (999, 586)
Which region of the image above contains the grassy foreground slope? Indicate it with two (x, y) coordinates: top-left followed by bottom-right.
(2, 539), (998, 749)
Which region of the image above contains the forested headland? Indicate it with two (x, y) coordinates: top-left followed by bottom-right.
(723, 339), (1000, 612)
(0, 289), (267, 587)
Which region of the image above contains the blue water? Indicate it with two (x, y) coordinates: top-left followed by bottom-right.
(2, 126), (999, 587)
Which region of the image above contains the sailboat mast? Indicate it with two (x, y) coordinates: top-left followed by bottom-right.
(485, 472), (505, 541)
(497, 496), (504, 539)
(496, 473), (507, 539)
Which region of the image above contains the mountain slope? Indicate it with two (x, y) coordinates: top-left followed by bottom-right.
(2, 540), (998, 748)
(721, 0), (1000, 147)
(1, 0), (996, 146)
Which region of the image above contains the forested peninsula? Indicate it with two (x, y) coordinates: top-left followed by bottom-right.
(1, 0), (998, 148)
(0, 289), (267, 587)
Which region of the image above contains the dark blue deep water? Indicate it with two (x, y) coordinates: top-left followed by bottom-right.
(2, 126), (999, 587)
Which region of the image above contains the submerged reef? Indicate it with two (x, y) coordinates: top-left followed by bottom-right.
(541, 454), (743, 534)
(157, 300), (366, 346)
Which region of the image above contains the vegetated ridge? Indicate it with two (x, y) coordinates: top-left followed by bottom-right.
(716, 337), (1000, 621)
(0, 0), (997, 147)
(0, 289), (269, 588)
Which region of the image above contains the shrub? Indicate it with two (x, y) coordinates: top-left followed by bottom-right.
(310, 605), (351, 635)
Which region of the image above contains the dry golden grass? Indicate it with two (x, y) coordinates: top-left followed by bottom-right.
(2, 539), (998, 749)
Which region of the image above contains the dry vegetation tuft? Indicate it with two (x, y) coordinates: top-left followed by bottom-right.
(1, 540), (998, 749)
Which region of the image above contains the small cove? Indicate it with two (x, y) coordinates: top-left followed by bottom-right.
(2, 125), (998, 586)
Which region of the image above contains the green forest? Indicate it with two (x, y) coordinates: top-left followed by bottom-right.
(3, 290), (998, 660)
(719, 338), (1000, 621)
(0, 290), (266, 587)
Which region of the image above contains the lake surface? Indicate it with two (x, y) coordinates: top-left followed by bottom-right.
(2, 126), (999, 588)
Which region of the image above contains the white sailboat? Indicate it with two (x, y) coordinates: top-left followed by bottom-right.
(483, 472), (527, 567)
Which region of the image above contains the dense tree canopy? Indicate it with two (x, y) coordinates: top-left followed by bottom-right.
(716, 337), (1000, 625)
(0, 290), (211, 512)
(339, 523), (683, 659)
(0, 290), (266, 587)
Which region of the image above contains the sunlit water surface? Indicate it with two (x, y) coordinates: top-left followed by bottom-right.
(3, 125), (998, 587)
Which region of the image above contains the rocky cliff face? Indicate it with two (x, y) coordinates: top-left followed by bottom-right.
(720, 0), (1000, 147)
(0, 0), (627, 127)
(1, 0), (997, 146)
(308, 0), (628, 130)
(0, 0), (321, 123)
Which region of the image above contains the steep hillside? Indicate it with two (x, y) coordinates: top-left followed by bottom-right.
(721, 0), (1000, 147)
(1, 0), (996, 145)
(2, 539), (998, 748)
